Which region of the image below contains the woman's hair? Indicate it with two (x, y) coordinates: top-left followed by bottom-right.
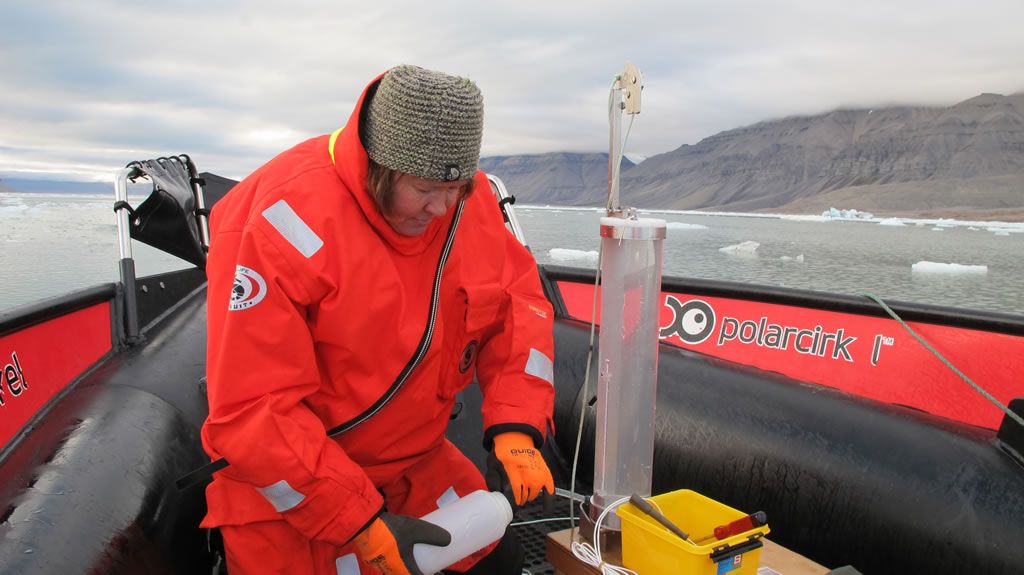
(366, 158), (476, 210)
(366, 158), (397, 209)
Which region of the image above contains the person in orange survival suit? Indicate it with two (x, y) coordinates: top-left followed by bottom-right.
(200, 64), (556, 575)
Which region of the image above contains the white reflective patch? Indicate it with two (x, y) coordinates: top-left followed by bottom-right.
(335, 553), (359, 575)
(436, 486), (459, 508)
(229, 265), (268, 311)
(262, 199), (323, 258)
(525, 348), (554, 386)
(256, 479), (305, 512)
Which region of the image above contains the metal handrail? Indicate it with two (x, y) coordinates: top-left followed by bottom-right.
(112, 155), (210, 344)
(181, 154), (211, 252)
(114, 166), (142, 341)
(486, 174), (529, 249)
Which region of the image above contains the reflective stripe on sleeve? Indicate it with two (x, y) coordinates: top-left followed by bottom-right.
(262, 199), (324, 258)
(256, 479), (306, 512)
(524, 348), (554, 386)
(436, 486), (459, 508)
(335, 554), (360, 575)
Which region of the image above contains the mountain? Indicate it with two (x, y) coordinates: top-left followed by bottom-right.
(0, 177), (110, 194)
(623, 92), (1024, 217)
(479, 152), (634, 206)
(484, 93), (1024, 219)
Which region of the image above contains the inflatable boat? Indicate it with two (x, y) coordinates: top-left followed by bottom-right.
(0, 156), (1021, 574)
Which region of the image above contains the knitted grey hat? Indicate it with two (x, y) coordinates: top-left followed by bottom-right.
(364, 65), (484, 182)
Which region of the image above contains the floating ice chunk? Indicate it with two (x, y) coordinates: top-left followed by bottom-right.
(548, 248), (599, 263)
(878, 218), (905, 226)
(987, 226), (1024, 234)
(780, 254), (805, 262)
(666, 222), (709, 230)
(968, 227), (980, 231)
(911, 261), (987, 274)
(719, 240), (760, 255)
(931, 227), (945, 232)
(822, 207), (873, 220)
(0, 205), (29, 217)
(994, 231), (1010, 236)
(781, 214), (830, 222)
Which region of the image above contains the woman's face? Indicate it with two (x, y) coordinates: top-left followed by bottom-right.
(382, 173), (467, 236)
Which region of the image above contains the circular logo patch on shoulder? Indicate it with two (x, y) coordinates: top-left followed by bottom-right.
(229, 265), (267, 311)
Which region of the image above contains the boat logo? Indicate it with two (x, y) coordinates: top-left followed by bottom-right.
(229, 265), (268, 311)
(459, 340), (478, 374)
(660, 297), (716, 344)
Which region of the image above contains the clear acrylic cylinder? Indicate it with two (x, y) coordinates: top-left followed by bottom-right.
(592, 215), (666, 529)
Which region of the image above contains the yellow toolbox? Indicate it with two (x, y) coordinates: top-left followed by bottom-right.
(617, 489), (770, 575)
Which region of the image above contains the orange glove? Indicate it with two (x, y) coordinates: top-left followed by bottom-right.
(353, 512), (451, 575)
(486, 431), (555, 506)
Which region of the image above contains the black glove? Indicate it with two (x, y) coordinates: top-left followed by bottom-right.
(353, 512), (451, 575)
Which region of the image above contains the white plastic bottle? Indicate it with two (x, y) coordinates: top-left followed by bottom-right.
(412, 490), (514, 574)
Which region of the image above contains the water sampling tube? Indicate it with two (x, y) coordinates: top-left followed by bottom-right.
(589, 62), (666, 530)
(591, 215), (665, 529)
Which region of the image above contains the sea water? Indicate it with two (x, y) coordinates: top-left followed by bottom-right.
(1, 193), (1022, 316)
(1, 193), (188, 313)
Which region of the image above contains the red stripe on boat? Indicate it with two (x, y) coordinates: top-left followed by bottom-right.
(559, 281), (1023, 430)
(0, 303), (112, 447)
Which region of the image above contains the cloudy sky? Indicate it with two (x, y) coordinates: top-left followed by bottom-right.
(2, 0), (1022, 182)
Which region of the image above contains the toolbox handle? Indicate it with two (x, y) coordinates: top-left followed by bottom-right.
(709, 535), (765, 563)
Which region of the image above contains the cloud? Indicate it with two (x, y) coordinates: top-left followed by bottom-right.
(1, 0), (1022, 181)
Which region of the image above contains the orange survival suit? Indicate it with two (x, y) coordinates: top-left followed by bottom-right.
(200, 75), (555, 574)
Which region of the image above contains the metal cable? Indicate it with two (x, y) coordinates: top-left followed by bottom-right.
(863, 292), (1024, 429)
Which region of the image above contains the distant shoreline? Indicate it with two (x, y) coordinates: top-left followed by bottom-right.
(759, 206), (1024, 223)
(520, 204), (1024, 226)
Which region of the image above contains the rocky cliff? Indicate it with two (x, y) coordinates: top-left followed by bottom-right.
(479, 152), (633, 206)
(482, 92), (1024, 219)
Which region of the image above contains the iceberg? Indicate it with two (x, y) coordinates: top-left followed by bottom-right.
(0, 204), (29, 218)
(548, 248), (599, 264)
(780, 254), (805, 262)
(719, 240), (760, 256)
(822, 207), (874, 220)
(987, 226), (1024, 234)
(780, 214), (831, 222)
(911, 261), (988, 275)
(666, 222), (709, 230)
(877, 218), (905, 226)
